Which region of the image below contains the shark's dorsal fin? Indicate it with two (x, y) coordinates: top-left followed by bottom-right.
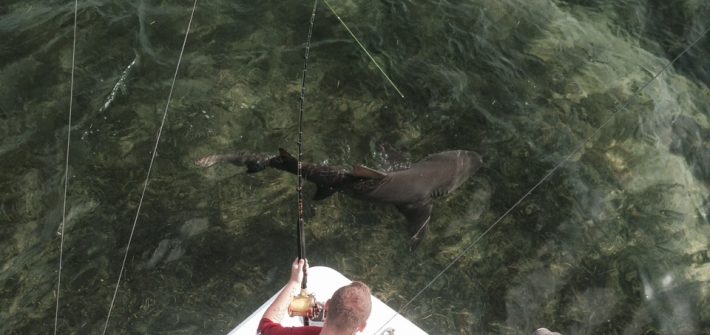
(352, 165), (388, 179)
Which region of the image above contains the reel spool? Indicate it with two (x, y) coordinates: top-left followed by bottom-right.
(288, 289), (323, 320)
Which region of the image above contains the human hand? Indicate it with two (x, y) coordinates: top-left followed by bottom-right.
(289, 258), (308, 285)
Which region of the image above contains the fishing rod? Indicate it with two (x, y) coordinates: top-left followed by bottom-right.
(287, 0), (323, 325)
(288, 0), (409, 324)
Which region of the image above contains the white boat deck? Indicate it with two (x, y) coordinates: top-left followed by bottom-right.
(228, 266), (428, 335)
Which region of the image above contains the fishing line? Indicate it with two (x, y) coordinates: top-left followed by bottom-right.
(101, 0), (198, 333)
(322, 0), (405, 98)
(54, 0), (79, 334)
(373, 24), (710, 334)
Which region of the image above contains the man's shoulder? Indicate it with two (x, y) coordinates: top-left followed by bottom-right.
(257, 318), (321, 335)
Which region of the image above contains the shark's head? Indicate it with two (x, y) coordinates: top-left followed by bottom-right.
(461, 150), (483, 175)
(445, 150), (483, 191)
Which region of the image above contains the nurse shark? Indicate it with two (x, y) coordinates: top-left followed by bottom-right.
(195, 148), (482, 243)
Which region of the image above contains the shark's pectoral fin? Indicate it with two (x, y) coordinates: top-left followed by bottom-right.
(352, 165), (388, 179)
(396, 201), (433, 247)
(313, 185), (338, 200)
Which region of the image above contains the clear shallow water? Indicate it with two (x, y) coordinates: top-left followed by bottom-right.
(1, 0), (709, 334)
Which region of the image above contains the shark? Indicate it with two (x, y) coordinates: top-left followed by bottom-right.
(195, 148), (482, 243)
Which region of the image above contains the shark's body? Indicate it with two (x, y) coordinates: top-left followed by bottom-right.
(196, 148), (482, 243)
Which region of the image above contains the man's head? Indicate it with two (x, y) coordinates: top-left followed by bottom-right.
(324, 281), (372, 333)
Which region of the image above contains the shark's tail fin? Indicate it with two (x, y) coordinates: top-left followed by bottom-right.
(194, 152), (271, 173)
(232, 152), (271, 173)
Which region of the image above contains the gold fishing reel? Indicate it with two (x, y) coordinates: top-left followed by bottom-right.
(288, 289), (323, 320)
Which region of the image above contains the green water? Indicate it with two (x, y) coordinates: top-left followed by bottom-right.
(1, 0), (709, 334)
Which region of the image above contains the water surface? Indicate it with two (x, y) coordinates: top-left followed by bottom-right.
(1, 0), (709, 334)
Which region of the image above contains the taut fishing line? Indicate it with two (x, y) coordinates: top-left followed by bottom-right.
(101, 1), (199, 333)
(54, 1), (79, 333)
(322, 0), (404, 99)
(373, 24), (710, 334)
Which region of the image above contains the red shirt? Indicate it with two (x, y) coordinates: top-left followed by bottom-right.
(257, 318), (321, 335)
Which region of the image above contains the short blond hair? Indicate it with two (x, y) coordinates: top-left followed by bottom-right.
(327, 281), (372, 331)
